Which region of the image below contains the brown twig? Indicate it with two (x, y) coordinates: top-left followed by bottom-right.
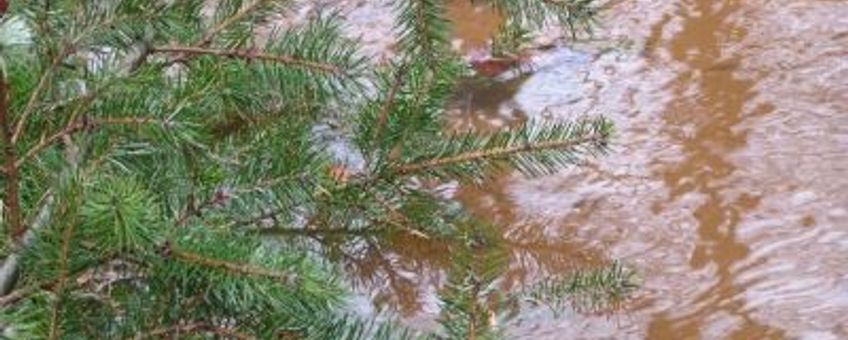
(372, 65), (408, 143)
(0, 80), (23, 239)
(152, 45), (343, 75)
(394, 134), (606, 175)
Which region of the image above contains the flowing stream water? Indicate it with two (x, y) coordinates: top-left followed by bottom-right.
(314, 0), (848, 338)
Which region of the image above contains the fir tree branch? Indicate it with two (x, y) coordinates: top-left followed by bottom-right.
(11, 50), (66, 144)
(15, 117), (162, 169)
(396, 0), (449, 63)
(0, 79), (23, 239)
(1, 249), (139, 307)
(175, 189), (230, 227)
(11, 8), (161, 143)
(249, 226), (380, 237)
(198, 0), (273, 48)
(227, 207), (287, 229)
(372, 65), (408, 144)
(371, 191), (430, 239)
(395, 134), (607, 176)
(0, 193), (53, 296)
(163, 0), (275, 66)
(168, 246), (297, 285)
(152, 45), (344, 75)
(0, 280), (51, 307)
(131, 321), (255, 340)
(47, 194), (82, 340)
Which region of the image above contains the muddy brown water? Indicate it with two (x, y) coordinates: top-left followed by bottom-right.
(317, 0), (848, 338)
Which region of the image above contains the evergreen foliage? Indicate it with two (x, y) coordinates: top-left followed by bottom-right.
(0, 0), (629, 338)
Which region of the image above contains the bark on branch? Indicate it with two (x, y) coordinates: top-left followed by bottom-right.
(0, 80), (23, 239)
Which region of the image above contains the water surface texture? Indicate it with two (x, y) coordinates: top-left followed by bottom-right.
(335, 0), (848, 338)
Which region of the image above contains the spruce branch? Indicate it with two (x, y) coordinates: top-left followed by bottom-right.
(131, 321), (255, 340)
(0, 249), (133, 308)
(11, 7), (164, 143)
(164, 0), (280, 66)
(394, 117), (613, 178)
(395, 0), (450, 63)
(0, 193), (53, 296)
(372, 64), (409, 144)
(0, 79), (22, 239)
(152, 45), (345, 75)
(396, 135), (605, 175)
(0, 280), (50, 307)
(484, 0), (599, 36)
(371, 191), (431, 239)
(522, 261), (637, 314)
(11, 50), (66, 144)
(16, 117), (163, 169)
(167, 245), (297, 285)
(199, 0), (274, 48)
(248, 225), (380, 237)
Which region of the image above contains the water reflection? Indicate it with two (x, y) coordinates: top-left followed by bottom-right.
(645, 1), (784, 337)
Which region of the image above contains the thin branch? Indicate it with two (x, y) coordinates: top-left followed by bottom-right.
(394, 134), (607, 175)
(168, 246), (297, 284)
(11, 51), (67, 144)
(198, 0), (271, 47)
(372, 65), (408, 143)
(47, 198), (81, 340)
(12, 7), (163, 143)
(0, 80), (23, 239)
(371, 191), (430, 239)
(411, 0), (435, 62)
(131, 321), (255, 340)
(163, 0), (272, 66)
(1, 250), (142, 307)
(175, 189), (230, 227)
(227, 207), (287, 229)
(0, 280), (52, 307)
(15, 117), (160, 169)
(0, 193), (53, 296)
(152, 45), (343, 75)
(249, 225), (382, 237)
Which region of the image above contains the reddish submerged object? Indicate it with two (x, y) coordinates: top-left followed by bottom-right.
(469, 55), (526, 78)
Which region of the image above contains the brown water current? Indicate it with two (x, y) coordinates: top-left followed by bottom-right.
(322, 0), (848, 338)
